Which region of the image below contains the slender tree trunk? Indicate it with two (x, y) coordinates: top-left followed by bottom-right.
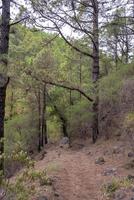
(115, 35), (118, 69)
(9, 90), (14, 119)
(60, 115), (68, 137)
(79, 54), (82, 101)
(0, 0), (10, 171)
(92, 0), (99, 143)
(37, 88), (41, 152)
(124, 9), (129, 64)
(69, 63), (73, 106)
(0, 78), (9, 170)
(69, 90), (73, 105)
(41, 84), (48, 146)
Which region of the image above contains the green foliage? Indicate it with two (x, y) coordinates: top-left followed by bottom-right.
(103, 180), (119, 196)
(5, 114), (38, 154)
(47, 117), (61, 141)
(0, 145), (51, 200)
(100, 64), (134, 102)
(66, 99), (93, 138)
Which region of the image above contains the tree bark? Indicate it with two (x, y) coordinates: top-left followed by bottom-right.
(115, 35), (118, 69)
(79, 54), (82, 101)
(9, 89), (14, 119)
(124, 9), (129, 64)
(0, 77), (9, 170)
(37, 88), (41, 152)
(41, 84), (48, 147)
(0, 0), (10, 171)
(92, 0), (99, 143)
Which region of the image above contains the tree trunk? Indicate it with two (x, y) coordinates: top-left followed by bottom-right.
(0, 0), (10, 171)
(79, 54), (82, 101)
(124, 9), (129, 64)
(0, 78), (9, 170)
(53, 104), (68, 137)
(92, 0), (99, 143)
(9, 89), (14, 119)
(60, 116), (68, 138)
(41, 84), (48, 147)
(37, 88), (41, 152)
(115, 35), (118, 69)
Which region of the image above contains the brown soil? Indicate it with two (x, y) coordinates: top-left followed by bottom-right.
(35, 139), (134, 200)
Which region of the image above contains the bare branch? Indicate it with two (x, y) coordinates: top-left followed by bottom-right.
(25, 71), (93, 102)
(53, 22), (94, 58)
(44, 80), (93, 102)
(10, 16), (30, 26)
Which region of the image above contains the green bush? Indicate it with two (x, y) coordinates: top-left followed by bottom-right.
(100, 64), (134, 102)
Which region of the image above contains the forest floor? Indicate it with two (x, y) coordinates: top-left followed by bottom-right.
(34, 138), (134, 200)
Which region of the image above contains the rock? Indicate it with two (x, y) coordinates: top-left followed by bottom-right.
(132, 188), (134, 192)
(60, 137), (69, 148)
(112, 146), (121, 154)
(114, 190), (126, 200)
(54, 193), (60, 197)
(124, 160), (134, 169)
(127, 174), (134, 180)
(37, 196), (48, 200)
(95, 157), (105, 165)
(102, 167), (117, 176)
(87, 151), (92, 155)
(0, 188), (5, 199)
(128, 152), (134, 158)
(130, 198), (134, 200)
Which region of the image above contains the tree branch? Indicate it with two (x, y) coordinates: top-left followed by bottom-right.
(10, 16), (30, 26)
(44, 80), (93, 102)
(54, 22), (94, 58)
(25, 71), (93, 102)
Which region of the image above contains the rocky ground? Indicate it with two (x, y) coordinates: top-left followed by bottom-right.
(34, 138), (134, 200)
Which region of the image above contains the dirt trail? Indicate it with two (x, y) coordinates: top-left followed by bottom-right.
(51, 151), (103, 200)
(35, 140), (133, 200)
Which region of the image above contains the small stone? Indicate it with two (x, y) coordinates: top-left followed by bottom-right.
(127, 174), (134, 180)
(130, 198), (134, 200)
(112, 146), (121, 154)
(102, 167), (117, 176)
(95, 157), (105, 165)
(114, 190), (126, 200)
(60, 137), (69, 148)
(128, 152), (134, 158)
(54, 193), (59, 197)
(124, 160), (134, 169)
(132, 188), (134, 192)
(0, 188), (5, 199)
(87, 151), (91, 155)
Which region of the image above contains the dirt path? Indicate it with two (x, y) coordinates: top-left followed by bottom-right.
(51, 151), (103, 200)
(35, 140), (134, 200)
